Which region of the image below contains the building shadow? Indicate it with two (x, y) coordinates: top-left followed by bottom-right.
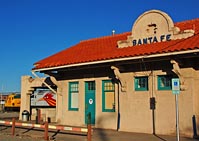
(153, 134), (167, 141)
(94, 128), (108, 141)
(95, 114), (116, 141)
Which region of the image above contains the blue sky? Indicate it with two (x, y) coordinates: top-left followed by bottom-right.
(0, 0), (198, 92)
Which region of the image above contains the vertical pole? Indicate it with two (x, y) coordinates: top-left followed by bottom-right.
(150, 97), (156, 135)
(175, 95), (180, 141)
(11, 118), (15, 136)
(192, 115), (198, 138)
(152, 109), (155, 134)
(38, 109), (41, 123)
(36, 109), (41, 124)
(0, 85), (3, 112)
(151, 71), (156, 135)
(44, 121), (49, 140)
(0, 93), (1, 103)
(87, 112), (92, 141)
(117, 84), (120, 131)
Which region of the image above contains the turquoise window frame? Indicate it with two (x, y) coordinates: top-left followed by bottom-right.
(157, 75), (172, 90)
(134, 76), (148, 91)
(102, 80), (115, 112)
(68, 82), (79, 111)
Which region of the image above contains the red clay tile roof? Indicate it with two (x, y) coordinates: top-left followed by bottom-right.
(33, 18), (199, 70)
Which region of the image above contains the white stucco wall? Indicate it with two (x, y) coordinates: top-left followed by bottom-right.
(56, 77), (118, 129)
(20, 76), (56, 122)
(21, 65), (199, 137)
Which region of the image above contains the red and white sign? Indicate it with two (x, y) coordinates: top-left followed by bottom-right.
(31, 89), (56, 107)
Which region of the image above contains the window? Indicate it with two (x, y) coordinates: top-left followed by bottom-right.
(134, 76), (148, 91)
(157, 75), (172, 90)
(68, 82), (79, 111)
(102, 80), (115, 112)
(14, 95), (21, 99)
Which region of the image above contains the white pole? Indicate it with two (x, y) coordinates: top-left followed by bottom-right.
(0, 85), (3, 104)
(175, 94), (180, 141)
(0, 85), (3, 110)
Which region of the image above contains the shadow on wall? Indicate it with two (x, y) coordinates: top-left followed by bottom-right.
(95, 114), (116, 141)
(192, 115), (199, 139)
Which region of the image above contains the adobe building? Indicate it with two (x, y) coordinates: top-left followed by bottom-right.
(20, 10), (199, 137)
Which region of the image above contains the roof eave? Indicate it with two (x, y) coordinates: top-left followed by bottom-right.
(32, 49), (199, 72)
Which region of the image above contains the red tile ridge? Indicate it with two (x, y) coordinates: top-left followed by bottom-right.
(79, 32), (131, 43)
(174, 18), (199, 25)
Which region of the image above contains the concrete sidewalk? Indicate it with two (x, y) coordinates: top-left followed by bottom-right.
(0, 125), (199, 141)
(92, 129), (198, 141)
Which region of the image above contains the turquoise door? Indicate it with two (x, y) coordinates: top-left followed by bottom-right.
(85, 81), (96, 124)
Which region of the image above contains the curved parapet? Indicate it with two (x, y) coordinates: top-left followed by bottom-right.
(118, 9), (194, 48)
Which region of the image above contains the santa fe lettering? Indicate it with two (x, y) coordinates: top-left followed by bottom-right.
(132, 34), (171, 46)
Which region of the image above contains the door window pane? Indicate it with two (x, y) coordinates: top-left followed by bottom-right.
(88, 81), (95, 91)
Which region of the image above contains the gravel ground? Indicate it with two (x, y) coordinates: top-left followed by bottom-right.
(0, 112), (19, 119)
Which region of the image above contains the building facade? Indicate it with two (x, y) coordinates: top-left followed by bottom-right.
(20, 10), (199, 137)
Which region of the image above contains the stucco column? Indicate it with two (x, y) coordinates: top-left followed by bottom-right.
(19, 76), (32, 120)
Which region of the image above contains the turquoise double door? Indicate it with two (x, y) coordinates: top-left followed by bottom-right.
(85, 81), (96, 124)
